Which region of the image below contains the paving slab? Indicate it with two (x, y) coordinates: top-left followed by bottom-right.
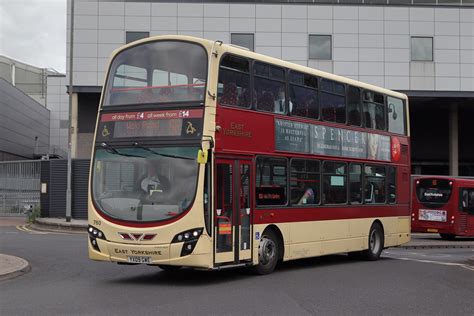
(0, 254), (30, 281)
(0, 216), (28, 227)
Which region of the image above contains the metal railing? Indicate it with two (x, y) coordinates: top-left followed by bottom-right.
(0, 161), (41, 216)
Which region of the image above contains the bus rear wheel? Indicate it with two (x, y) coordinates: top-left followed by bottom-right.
(439, 233), (456, 240)
(361, 223), (384, 261)
(252, 230), (279, 275)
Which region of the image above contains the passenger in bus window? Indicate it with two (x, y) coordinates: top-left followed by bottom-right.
(140, 162), (164, 196)
(297, 182), (315, 205)
(274, 86), (292, 114)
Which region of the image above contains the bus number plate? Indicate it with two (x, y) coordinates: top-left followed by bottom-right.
(419, 209), (447, 222)
(127, 256), (151, 264)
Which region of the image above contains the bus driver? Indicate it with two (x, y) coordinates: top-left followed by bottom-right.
(140, 162), (163, 196)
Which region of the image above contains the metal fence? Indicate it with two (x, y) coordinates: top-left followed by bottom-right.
(0, 160), (41, 216)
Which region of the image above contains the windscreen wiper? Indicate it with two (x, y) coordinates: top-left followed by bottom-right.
(133, 142), (194, 161)
(101, 142), (145, 158)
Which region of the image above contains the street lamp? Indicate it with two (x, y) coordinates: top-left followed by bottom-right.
(66, 0), (75, 222)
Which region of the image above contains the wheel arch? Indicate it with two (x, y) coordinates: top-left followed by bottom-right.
(372, 219), (385, 235)
(262, 224), (285, 261)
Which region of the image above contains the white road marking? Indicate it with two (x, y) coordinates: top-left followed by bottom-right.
(387, 256), (474, 272)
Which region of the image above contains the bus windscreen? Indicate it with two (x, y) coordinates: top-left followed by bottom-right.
(415, 179), (452, 205)
(103, 40), (208, 106)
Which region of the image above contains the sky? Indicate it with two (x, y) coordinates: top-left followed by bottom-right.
(0, 0), (67, 73)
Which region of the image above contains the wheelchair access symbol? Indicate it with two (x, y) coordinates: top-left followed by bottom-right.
(186, 121), (196, 135)
(101, 125), (110, 137)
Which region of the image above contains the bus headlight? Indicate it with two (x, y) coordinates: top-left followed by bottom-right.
(171, 228), (203, 256)
(88, 225), (107, 252)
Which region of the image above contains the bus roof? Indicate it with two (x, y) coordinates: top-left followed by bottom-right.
(109, 35), (408, 102)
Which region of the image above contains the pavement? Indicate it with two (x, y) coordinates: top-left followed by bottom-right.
(1, 216), (473, 280)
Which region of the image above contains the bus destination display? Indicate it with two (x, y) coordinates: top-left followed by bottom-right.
(97, 109), (203, 140)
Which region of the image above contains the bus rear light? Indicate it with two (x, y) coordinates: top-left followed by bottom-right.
(451, 216), (455, 219)
(412, 213), (415, 217)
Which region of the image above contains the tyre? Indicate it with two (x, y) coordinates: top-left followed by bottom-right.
(439, 233), (456, 241)
(252, 230), (279, 275)
(158, 265), (182, 271)
(360, 222), (384, 261)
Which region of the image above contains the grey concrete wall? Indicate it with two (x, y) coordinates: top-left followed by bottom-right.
(46, 75), (69, 157)
(67, 2), (474, 92)
(0, 79), (50, 160)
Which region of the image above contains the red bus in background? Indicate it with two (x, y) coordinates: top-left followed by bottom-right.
(411, 176), (474, 239)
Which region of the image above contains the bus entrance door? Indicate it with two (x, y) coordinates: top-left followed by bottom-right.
(214, 159), (252, 265)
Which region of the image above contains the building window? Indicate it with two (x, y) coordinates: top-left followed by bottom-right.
(411, 37), (433, 61)
(309, 35), (332, 60)
(126, 31), (149, 44)
(59, 120), (69, 129)
(231, 33), (254, 52)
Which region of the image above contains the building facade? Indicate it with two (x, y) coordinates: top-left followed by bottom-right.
(67, 0), (474, 175)
(0, 56), (69, 158)
(0, 78), (50, 161)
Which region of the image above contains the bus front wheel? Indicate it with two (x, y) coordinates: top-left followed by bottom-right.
(252, 230), (279, 275)
(361, 223), (384, 261)
(439, 233), (456, 240)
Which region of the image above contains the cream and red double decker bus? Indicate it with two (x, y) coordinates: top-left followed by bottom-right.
(88, 35), (411, 274)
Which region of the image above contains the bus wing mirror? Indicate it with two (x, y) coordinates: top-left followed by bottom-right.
(197, 149), (208, 164)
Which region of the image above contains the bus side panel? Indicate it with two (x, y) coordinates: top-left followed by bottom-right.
(254, 217), (410, 263)
(397, 166), (411, 205)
